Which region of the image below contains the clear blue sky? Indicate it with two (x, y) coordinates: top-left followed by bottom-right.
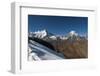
(28, 15), (88, 36)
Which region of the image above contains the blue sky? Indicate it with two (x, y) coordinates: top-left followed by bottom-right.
(28, 15), (88, 36)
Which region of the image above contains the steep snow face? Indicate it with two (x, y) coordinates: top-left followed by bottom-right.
(33, 29), (47, 38)
(29, 30), (48, 38)
(29, 29), (54, 39)
(29, 29), (57, 40)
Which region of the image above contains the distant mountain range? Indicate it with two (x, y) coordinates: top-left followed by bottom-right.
(28, 29), (87, 41)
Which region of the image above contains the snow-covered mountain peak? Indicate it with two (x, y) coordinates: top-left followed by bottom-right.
(33, 29), (48, 38)
(69, 30), (78, 37)
(67, 30), (80, 41)
(34, 29), (47, 34)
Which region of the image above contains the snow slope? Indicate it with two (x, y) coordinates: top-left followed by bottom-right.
(28, 40), (65, 61)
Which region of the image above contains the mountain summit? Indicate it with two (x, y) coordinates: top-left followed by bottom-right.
(29, 29), (54, 39)
(34, 29), (47, 38)
(68, 30), (78, 37)
(67, 30), (80, 41)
